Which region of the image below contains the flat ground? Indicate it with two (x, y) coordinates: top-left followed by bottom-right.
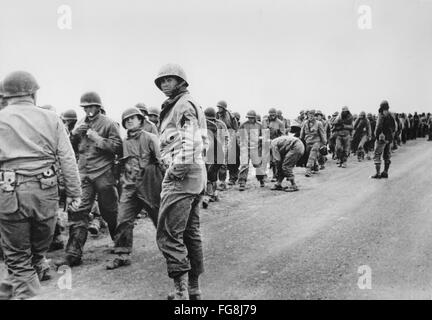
(2, 138), (432, 299)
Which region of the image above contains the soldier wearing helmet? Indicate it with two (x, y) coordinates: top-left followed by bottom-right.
(262, 108), (285, 182)
(202, 107), (228, 209)
(215, 100), (239, 189)
(55, 91), (122, 268)
(106, 107), (163, 270)
(148, 107), (160, 126)
(61, 109), (78, 134)
(135, 103), (159, 135)
(0, 71), (81, 300)
(352, 111), (372, 162)
(300, 109), (327, 177)
(332, 106), (354, 168)
(276, 110), (291, 134)
(237, 110), (266, 190)
(154, 63), (208, 300)
(371, 100), (395, 179)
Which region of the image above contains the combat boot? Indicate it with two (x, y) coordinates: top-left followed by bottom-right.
(270, 183), (283, 191)
(381, 162), (390, 179)
(239, 183), (245, 191)
(259, 180), (265, 187)
(35, 258), (52, 281)
(202, 197), (209, 209)
(49, 236), (64, 252)
(54, 255), (82, 268)
(371, 164), (381, 179)
(0, 282), (13, 300)
(88, 217), (101, 236)
(218, 181), (227, 191)
(106, 254), (131, 270)
(167, 273), (188, 300)
(188, 274), (202, 300)
(340, 162), (347, 168)
(305, 167), (312, 177)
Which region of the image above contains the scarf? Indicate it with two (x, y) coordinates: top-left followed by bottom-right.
(159, 85), (189, 125)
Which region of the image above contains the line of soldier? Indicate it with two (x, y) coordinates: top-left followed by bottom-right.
(1, 68), (431, 301)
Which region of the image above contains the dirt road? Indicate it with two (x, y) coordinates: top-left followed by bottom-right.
(2, 138), (431, 299)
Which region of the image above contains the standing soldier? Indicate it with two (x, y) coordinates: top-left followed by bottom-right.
(202, 107), (227, 208)
(276, 110), (291, 134)
(155, 63), (208, 300)
(215, 100), (239, 188)
(352, 111), (372, 161)
(135, 103), (159, 135)
(60, 109), (78, 134)
(315, 110), (328, 170)
(332, 106), (354, 168)
(371, 101), (396, 179)
(270, 135), (305, 192)
(147, 107), (160, 127)
(300, 110), (327, 177)
(365, 113), (377, 160)
(106, 107), (163, 269)
(328, 112), (339, 159)
(55, 91), (122, 267)
(238, 110), (266, 190)
(263, 108), (285, 181)
(0, 71), (81, 299)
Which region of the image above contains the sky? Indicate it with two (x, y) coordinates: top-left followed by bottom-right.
(1, 0), (432, 124)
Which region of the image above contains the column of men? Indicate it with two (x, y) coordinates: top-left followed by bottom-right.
(1, 69), (431, 300)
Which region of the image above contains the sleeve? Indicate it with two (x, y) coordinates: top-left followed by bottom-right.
(375, 114), (383, 137)
(300, 123), (306, 140)
(150, 122), (159, 136)
(55, 120), (81, 198)
(366, 119), (372, 138)
(318, 122), (327, 145)
(271, 140), (281, 162)
(94, 121), (123, 155)
(149, 134), (162, 164)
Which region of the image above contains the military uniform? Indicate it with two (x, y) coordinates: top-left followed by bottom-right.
(66, 112), (122, 263)
(353, 116), (371, 161)
(238, 120), (267, 186)
(333, 111), (354, 166)
(300, 118), (326, 175)
(0, 95), (81, 299)
(263, 117), (285, 179)
(216, 110), (239, 185)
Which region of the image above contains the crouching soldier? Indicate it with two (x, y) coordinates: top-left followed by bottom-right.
(155, 64), (208, 300)
(270, 135), (305, 192)
(106, 107), (164, 269)
(0, 71), (81, 300)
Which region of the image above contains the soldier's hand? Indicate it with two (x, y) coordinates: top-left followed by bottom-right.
(86, 129), (101, 142)
(66, 197), (81, 211)
(72, 123), (89, 135)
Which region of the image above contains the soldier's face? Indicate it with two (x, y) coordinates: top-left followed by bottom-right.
(148, 115), (159, 124)
(247, 117), (256, 124)
(125, 115), (141, 130)
(383, 110), (389, 116)
(269, 113), (276, 120)
(316, 114), (322, 121)
(217, 106), (225, 113)
(84, 106), (100, 118)
(160, 76), (179, 96)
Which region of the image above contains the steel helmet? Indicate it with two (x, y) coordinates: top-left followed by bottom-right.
(2, 70), (40, 98)
(308, 109), (316, 115)
(148, 107), (160, 117)
(61, 109), (78, 121)
(341, 106), (349, 112)
(268, 108), (277, 115)
(204, 107), (216, 120)
(233, 112), (240, 120)
(216, 100), (227, 109)
(135, 102), (148, 115)
(154, 63), (188, 90)
(316, 110), (323, 116)
(367, 113), (373, 118)
(246, 110), (257, 118)
(121, 107), (144, 129)
(80, 92), (102, 108)
(359, 111), (366, 117)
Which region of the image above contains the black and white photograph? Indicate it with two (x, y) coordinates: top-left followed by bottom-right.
(1, 0), (432, 306)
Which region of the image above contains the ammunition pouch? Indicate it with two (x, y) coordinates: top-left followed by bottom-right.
(0, 171), (16, 192)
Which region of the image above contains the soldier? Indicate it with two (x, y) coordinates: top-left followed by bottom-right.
(328, 112), (339, 159)
(399, 113), (409, 144)
(315, 110), (328, 170)
(300, 110), (327, 177)
(60, 109), (78, 134)
(270, 135), (305, 192)
(148, 107), (160, 127)
(106, 107), (163, 269)
(202, 107), (227, 209)
(262, 108), (285, 181)
(365, 113), (377, 160)
(135, 103), (159, 135)
(233, 112), (241, 127)
(332, 106), (354, 168)
(215, 100), (239, 188)
(276, 110), (291, 134)
(352, 111), (372, 161)
(55, 91), (122, 267)
(428, 113), (432, 141)
(238, 110), (266, 191)
(0, 71), (81, 299)
(371, 101), (396, 179)
(155, 63), (208, 300)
